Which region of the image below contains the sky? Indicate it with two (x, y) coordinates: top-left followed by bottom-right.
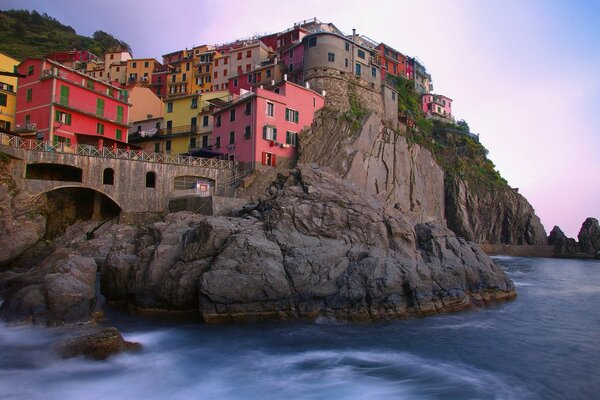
(2, 0), (599, 238)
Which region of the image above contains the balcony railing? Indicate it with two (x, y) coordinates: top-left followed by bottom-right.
(0, 131), (233, 169)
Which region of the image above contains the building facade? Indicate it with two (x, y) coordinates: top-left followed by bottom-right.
(421, 93), (453, 121)
(376, 43), (408, 80)
(14, 58), (130, 148)
(0, 52), (19, 133)
(212, 81), (324, 169)
(126, 58), (161, 87)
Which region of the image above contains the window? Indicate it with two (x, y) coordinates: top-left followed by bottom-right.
(26, 88), (32, 102)
(215, 59), (219, 67)
(308, 37), (317, 47)
(223, 69), (228, 77)
(286, 131), (297, 147)
(203, 115), (209, 126)
(345, 42), (350, 51)
(86, 79), (94, 89)
(166, 140), (172, 151)
(263, 125), (277, 141)
(182, 73), (187, 81)
(230, 109), (236, 122)
(167, 102), (173, 113)
(245, 102), (251, 115)
(345, 58), (349, 68)
(25, 114), (30, 126)
(215, 136), (221, 148)
(233, 78), (238, 87)
(246, 64), (251, 72)
(229, 131), (235, 144)
(0, 93), (6, 107)
(116, 105), (124, 123)
(266, 69), (271, 78)
(27, 65), (34, 76)
(246, 50), (252, 58)
(289, 49), (294, 59)
(237, 52), (243, 60)
(191, 98), (198, 109)
(166, 120), (172, 131)
(266, 101), (274, 117)
(214, 71), (218, 78)
(355, 63), (361, 76)
(202, 135), (208, 148)
(190, 137), (196, 148)
(328, 52), (335, 62)
(261, 152), (276, 166)
(289, 63), (294, 72)
(55, 110), (72, 125)
(115, 129), (122, 140)
(216, 115), (221, 127)
(372, 66), (377, 77)
(116, 67), (120, 72)
(103, 168), (114, 185)
(144, 61), (149, 68)
(186, 62), (190, 71)
(285, 108), (299, 123)
(244, 125), (251, 139)
(154, 143), (160, 152)
(191, 117), (197, 127)
(96, 123), (105, 135)
(96, 98), (104, 116)
(224, 57), (228, 65)
(145, 171), (156, 188)
(357, 50), (365, 59)
(172, 74), (176, 83)
(392, 92), (396, 100)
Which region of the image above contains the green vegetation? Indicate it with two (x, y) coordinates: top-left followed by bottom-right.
(342, 83), (367, 130)
(0, 9), (131, 61)
(389, 75), (507, 190)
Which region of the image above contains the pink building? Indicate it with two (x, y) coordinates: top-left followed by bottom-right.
(228, 62), (284, 96)
(212, 80), (325, 169)
(421, 94), (453, 121)
(280, 42), (304, 84)
(14, 58), (130, 148)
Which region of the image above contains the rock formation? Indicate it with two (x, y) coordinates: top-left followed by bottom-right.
(578, 218), (600, 256)
(57, 327), (141, 360)
(101, 165), (515, 322)
(548, 225), (579, 256)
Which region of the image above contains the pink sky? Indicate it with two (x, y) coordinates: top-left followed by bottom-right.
(4, 0), (599, 237)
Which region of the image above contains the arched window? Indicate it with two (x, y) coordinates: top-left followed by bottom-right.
(103, 168), (114, 185)
(145, 171), (156, 188)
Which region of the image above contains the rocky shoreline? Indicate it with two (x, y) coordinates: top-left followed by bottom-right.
(0, 165), (515, 328)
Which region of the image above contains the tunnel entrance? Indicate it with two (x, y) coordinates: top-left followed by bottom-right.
(41, 187), (121, 240)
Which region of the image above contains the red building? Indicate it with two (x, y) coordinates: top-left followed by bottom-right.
(45, 50), (100, 70)
(14, 58), (130, 148)
(376, 43), (408, 80)
(212, 80), (324, 170)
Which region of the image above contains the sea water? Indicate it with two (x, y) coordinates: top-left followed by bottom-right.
(1, 257), (599, 400)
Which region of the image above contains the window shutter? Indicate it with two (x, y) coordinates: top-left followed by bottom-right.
(55, 110), (59, 121)
(285, 108), (289, 121)
(273, 127), (277, 142)
(263, 125), (267, 139)
(272, 154), (276, 166)
(53, 136), (59, 145)
(117, 106), (123, 123)
(286, 131), (290, 144)
(60, 86), (69, 105)
(66, 114), (72, 125)
(261, 152), (267, 166)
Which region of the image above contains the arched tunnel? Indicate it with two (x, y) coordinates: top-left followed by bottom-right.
(40, 187), (121, 240)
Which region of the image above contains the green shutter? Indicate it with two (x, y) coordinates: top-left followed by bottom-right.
(96, 99), (105, 117)
(60, 86), (69, 105)
(53, 135), (59, 145)
(116, 129), (122, 140)
(116, 106), (124, 123)
(66, 114), (71, 125)
(66, 138), (71, 146)
(26, 88), (32, 102)
(285, 108), (289, 121)
(286, 131), (290, 144)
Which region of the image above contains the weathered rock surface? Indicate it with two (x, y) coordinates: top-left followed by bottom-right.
(57, 327), (141, 360)
(0, 249), (97, 326)
(102, 165), (515, 322)
(578, 218), (600, 256)
(548, 225), (579, 255)
(445, 175), (547, 245)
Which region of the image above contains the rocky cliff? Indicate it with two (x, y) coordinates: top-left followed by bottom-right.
(300, 75), (546, 244)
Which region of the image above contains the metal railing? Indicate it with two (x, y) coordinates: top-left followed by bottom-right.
(0, 132), (234, 170)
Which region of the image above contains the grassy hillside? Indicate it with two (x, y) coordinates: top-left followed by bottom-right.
(0, 9), (131, 61)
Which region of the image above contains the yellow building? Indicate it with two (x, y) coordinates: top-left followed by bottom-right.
(0, 52), (19, 133)
(191, 46), (215, 94)
(131, 90), (230, 155)
(126, 58), (161, 86)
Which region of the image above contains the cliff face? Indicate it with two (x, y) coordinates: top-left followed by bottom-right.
(301, 75), (546, 244)
(445, 175), (547, 245)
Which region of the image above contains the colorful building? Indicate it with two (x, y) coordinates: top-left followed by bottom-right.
(421, 93), (453, 121)
(0, 52), (19, 133)
(410, 57), (432, 94)
(211, 49), (230, 92)
(376, 43), (407, 80)
(228, 61), (284, 96)
(45, 50), (100, 71)
(126, 58), (162, 87)
(14, 58), (130, 148)
(212, 80), (325, 169)
(150, 64), (171, 98)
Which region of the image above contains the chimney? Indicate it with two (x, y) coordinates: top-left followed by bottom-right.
(352, 29), (356, 41)
(284, 74), (288, 81)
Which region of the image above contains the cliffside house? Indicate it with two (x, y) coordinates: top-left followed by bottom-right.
(211, 80), (324, 170)
(14, 58), (130, 148)
(421, 93), (453, 122)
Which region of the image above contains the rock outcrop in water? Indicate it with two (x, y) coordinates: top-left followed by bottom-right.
(57, 327), (142, 360)
(578, 218), (600, 256)
(549, 218), (600, 259)
(101, 165), (515, 322)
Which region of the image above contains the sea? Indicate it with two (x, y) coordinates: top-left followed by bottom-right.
(0, 256), (599, 400)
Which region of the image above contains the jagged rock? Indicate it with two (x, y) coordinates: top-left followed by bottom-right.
(548, 226), (579, 255)
(102, 165), (515, 322)
(0, 249), (97, 326)
(445, 175), (547, 245)
(57, 327), (141, 360)
(578, 218), (600, 256)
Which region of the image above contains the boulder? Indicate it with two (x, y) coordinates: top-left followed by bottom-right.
(57, 327), (141, 360)
(0, 249), (97, 326)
